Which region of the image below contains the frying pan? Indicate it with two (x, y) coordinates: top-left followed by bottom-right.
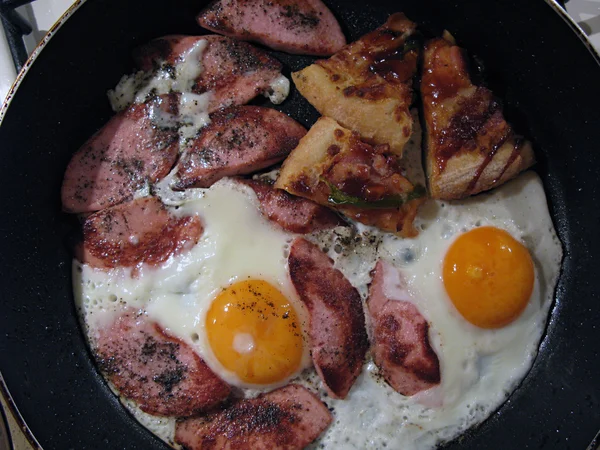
(0, 0), (599, 448)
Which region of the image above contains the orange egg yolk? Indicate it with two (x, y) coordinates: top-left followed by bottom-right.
(443, 226), (534, 329)
(205, 279), (303, 385)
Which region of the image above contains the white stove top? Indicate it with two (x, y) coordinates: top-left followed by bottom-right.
(0, 0), (77, 103)
(0, 0), (599, 105)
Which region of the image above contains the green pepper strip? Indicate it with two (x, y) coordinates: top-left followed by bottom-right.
(322, 179), (426, 209)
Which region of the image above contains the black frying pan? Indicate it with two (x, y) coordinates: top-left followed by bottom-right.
(1, 0), (599, 448)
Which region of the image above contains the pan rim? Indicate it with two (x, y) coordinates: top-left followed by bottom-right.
(1, 0), (599, 125)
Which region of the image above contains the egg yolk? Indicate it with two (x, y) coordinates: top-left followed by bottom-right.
(205, 279), (303, 385)
(442, 226), (534, 329)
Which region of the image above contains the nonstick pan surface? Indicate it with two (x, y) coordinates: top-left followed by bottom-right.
(0, 0), (599, 448)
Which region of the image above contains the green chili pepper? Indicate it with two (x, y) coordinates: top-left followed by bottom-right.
(322, 179), (426, 209)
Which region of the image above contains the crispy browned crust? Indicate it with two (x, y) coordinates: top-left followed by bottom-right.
(292, 13), (418, 155)
(275, 116), (425, 237)
(421, 36), (535, 200)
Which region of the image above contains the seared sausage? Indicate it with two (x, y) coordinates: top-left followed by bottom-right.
(95, 313), (230, 417)
(175, 384), (332, 449)
(288, 238), (368, 399)
(174, 106), (306, 189)
(198, 0), (346, 56)
(134, 35), (286, 110)
(367, 260), (441, 396)
(81, 197), (202, 270)
(62, 94), (179, 213)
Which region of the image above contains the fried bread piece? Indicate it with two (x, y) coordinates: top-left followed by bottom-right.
(292, 13), (419, 155)
(421, 35), (535, 200)
(275, 117), (425, 237)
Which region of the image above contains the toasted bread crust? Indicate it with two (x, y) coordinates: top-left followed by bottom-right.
(421, 37), (534, 200)
(292, 13), (418, 156)
(275, 117), (424, 236)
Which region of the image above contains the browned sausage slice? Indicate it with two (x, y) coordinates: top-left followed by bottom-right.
(239, 179), (343, 233)
(61, 94), (179, 213)
(288, 238), (368, 399)
(174, 106), (306, 189)
(197, 0), (346, 56)
(134, 35), (285, 110)
(95, 313), (230, 417)
(81, 197), (202, 270)
(367, 260), (441, 396)
(175, 384), (332, 450)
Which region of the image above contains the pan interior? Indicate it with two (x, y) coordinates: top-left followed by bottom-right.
(0, 0), (599, 449)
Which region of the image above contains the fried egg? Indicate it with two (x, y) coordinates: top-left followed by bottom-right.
(74, 167), (562, 450)
(308, 170), (562, 449)
(75, 179), (312, 391)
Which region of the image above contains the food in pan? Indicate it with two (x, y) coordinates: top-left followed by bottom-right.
(172, 105), (307, 189)
(197, 0), (346, 55)
(61, 94), (180, 213)
(292, 13), (418, 155)
(63, 6), (563, 450)
(275, 116), (425, 236)
(109, 34), (290, 113)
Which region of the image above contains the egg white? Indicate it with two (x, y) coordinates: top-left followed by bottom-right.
(308, 171), (562, 450)
(74, 167), (562, 450)
(74, 179), (312, 392)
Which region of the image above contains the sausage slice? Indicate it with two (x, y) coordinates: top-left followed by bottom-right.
(239, 179), (343, 233)
(81, 197), (202, 270)
(134, 35), (286, 110)
(288, 238), (368, 399)
(174, 106), (306, 189)
(175, 384), (332, 449)
(62, 94), (179, 213)
(95, 313), (230, 417)
(367, 260), (441, 396)
(198, 0), (346, 56)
